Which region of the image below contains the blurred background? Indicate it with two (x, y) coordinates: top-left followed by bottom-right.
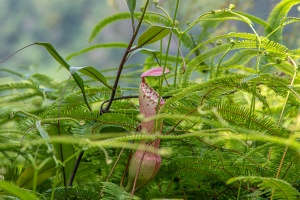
(0, 0), (299, 82)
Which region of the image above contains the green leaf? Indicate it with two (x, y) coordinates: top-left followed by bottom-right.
(34, 42), (92, 111)
(34, 42), (70, 68)
(128, 47), (160, 60)
(50, 125), (76, 186)
(137, 26), (170, 47)
(16, 158), (56, 189)
(70, 66), (112, 90)
(126, 0), (136, 16)
(36, 120), (50, 139)
(0, 181), (38, 200)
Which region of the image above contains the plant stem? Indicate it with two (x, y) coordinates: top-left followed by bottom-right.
(215, 43), (234, 78)
(67, 151), (84, 186)
(173, 38), (181, 87)
(274, 56), (298, 179)
(155, 4), (172, 20)
(101, 0), (150, 113)
(158, 0), (180, 107)
(51, 167), (60, 200)
(237, 22), (261, 198)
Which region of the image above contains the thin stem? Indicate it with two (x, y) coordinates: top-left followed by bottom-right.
(0, 43), (35, 65)
(67, 151), (84, 186)
(157, 0), (180, 107)
(171, 33), (186, 73)
(237, 86), (256, 200)
(237, 19), (261, 198)
(210, 57), (214, 80)
(101, 0), (150, 113)
(182, 12), (212, 34)
(155, 4), (172, 20)
(121, 147), (133, 187)
(215, 43), (234, 78)
(173, 39), (180, 87)
(100, 95), (172, 112)
(99, 148), (125, 198)
(131, 146), (147, 195)
(277, 57), (298, 125)
(274, 56), (298, 179)
(58, 75), (71, 120)
(51, 167), (61, 200)
(266, 25), (282, 39)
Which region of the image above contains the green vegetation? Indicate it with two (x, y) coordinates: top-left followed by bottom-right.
(0, 0), (300, 199)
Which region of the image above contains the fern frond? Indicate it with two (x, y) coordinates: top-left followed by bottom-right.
(101, 182), (140, 200)
(184, 9), (253, 34)
(213, 102), (290, 137)
(236, 11), (268, 28)
(0, 112), (11, 125)
(70, 112), (139, 135)
(185, 32), (288, 62)
(280, 17), (300, 26)
(182, 37), (288, 83)
(0, 68), (23, 78)
(0, 92), (42, 104)
(89, 12), (172, 42)
(266, 0), (300, 42)
(0, 81), (40, 92)
(89, 12), (132, 42)
(220, 49), (259, 68)
(188, 37), (287, 66)
(168, 74), (270, 108)
(29, 74), (60, 88)
(43, 186), (100, 200)
(290, 48), (300, 58)
(66, 42), (128, 60)
(227, 176), (300, 199)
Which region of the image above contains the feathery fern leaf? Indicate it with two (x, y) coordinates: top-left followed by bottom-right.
(66, 42), (128, 61)
(266, 0), (300, 42)
(101, 182), (140, 200)
(43, 186), (100, 200)
(227, 176), (300, 199)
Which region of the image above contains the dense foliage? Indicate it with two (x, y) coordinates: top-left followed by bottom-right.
(1, 0), (300, 199)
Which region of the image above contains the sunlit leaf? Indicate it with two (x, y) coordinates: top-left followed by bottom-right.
(128, 47), (160, 60)
(34, 42), (92, 111)
(126, 0), (136, 16)
(70, 66), (112, 90)
(137, 26), (170, 47)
